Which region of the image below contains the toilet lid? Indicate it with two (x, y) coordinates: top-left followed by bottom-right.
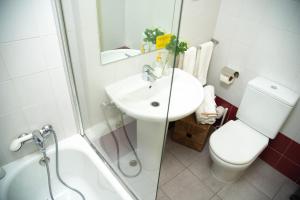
(210, 120), (269, 165)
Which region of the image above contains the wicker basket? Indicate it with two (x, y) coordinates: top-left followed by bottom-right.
(171, 114), (213, 151)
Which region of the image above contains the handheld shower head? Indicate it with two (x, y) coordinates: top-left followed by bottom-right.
(9, 140), (22, 152)
(9, 133), (33, 152)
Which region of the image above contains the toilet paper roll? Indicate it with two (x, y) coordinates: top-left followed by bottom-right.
(220, 74), (234, 85)
(220, 66), (239, 85)
(221, 66), (239, 78)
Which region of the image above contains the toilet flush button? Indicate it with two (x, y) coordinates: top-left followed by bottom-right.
(270, 85), (278, 90)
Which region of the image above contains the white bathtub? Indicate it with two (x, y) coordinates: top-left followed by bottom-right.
(0, 135), (134, 200)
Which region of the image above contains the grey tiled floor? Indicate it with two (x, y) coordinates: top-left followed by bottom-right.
(157, 135), (299, 200)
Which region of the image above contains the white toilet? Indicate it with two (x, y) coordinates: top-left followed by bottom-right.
(209, 77), (299, 182)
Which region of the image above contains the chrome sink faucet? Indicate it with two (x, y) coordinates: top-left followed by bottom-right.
(143, 64), (158, 82)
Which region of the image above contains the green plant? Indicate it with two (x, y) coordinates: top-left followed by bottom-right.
(143, 28), (165, 44)
(143, 28), (188, 55)
(165, 35), (188, 56)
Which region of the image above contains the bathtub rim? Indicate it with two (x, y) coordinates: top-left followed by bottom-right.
(0, 134), (135, 200)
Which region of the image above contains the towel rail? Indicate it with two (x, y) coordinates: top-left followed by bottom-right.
(197, 38), (219, 50)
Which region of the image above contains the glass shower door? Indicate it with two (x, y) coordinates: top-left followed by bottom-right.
(58, 0), (183, 199)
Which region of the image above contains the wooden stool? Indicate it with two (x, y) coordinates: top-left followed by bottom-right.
(171, 114), (214, 151)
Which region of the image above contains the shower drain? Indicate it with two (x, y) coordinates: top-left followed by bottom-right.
(129, 160), (138, 167)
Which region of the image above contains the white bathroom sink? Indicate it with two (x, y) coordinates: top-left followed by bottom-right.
(105, 68), (203, 122)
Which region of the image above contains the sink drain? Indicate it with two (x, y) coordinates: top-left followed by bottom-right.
(151, 101), (160, 107)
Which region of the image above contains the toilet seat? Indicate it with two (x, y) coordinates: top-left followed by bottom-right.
(209, 120), (269, 165)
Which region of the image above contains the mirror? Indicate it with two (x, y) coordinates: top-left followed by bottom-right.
(97, 0), (182, 64)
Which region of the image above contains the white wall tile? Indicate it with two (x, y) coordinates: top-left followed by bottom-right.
(32, 0), (57, 35)
(0, 0), (39, 42)
(282, 102), (300, 142)
(0, 0), (77, 166)
(235, 20), (262, 46)
(239, 0), (270, 23)
(0, 55), (10, 82)
(279, 32), (300, 67)
(227, 42), (250, 69)
(13, 71), (55, 107)
(292, 72), (300, 94)
(48, 68), (77, 136)
(214, 16), (239, 43)
(263, 0), (300, 33)
(217, 0), (244, 19)
(286, 0), (300, 34)
(22, 102), (65, 140)
(0, 38), (46, 77)
(179, 0), (221, 46)
(40, 35), (63, 69)
(0, 81), (20, 116)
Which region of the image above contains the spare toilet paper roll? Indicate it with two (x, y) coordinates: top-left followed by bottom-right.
(220, 74), (234, 84)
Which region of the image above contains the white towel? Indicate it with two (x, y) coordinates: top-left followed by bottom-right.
(177, 53), (184, 69)
(196, 85), (217, 124)
(196, 41), (214, 85)
(182, 46), (197, 75)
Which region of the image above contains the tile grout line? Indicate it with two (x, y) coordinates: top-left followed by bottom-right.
(186, 166), (217, 195)
(159, 149), (188, 187)
(279, 141), (300, 166)
(160, 169), (186, 186)
(159, 187), (172, 200)
(165, 143), (197, 168)
(244, 176), (274, 200)
(281, 140), (293, 155)
(271, 141), (300, 176)
(271, 179), (288, 200)
(0, 33), (57, 44)
(209, 194), (222, 200)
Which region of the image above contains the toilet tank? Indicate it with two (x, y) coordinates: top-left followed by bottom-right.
(237, 77), (299, 139)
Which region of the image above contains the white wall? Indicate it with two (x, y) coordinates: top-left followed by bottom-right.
(208, 0), (300, 142)
(98, 0), (125, 50)
(124, 0), (154, 49)
(124, 0), (179, 49)
(179, 0), (221, 46)
(98, 0), (179, 51)
(0, 0), (77, 165)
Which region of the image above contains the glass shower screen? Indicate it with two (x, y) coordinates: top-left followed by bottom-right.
(58, 0), (183, 199)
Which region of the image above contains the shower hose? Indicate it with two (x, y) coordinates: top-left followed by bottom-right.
(42, 130), (85, 200)
(102, 102), (142, 178)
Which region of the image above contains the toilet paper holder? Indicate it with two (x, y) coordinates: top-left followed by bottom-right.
(222, 66), (239, 78)
(220, 66), (239, 85)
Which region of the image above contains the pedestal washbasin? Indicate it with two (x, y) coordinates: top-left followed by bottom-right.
(105, 68), (204, 122)
(105, 68), (203, 200)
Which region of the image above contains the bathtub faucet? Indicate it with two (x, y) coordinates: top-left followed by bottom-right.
(9, 124), (54, 152)
(32, 125), (53, 152)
